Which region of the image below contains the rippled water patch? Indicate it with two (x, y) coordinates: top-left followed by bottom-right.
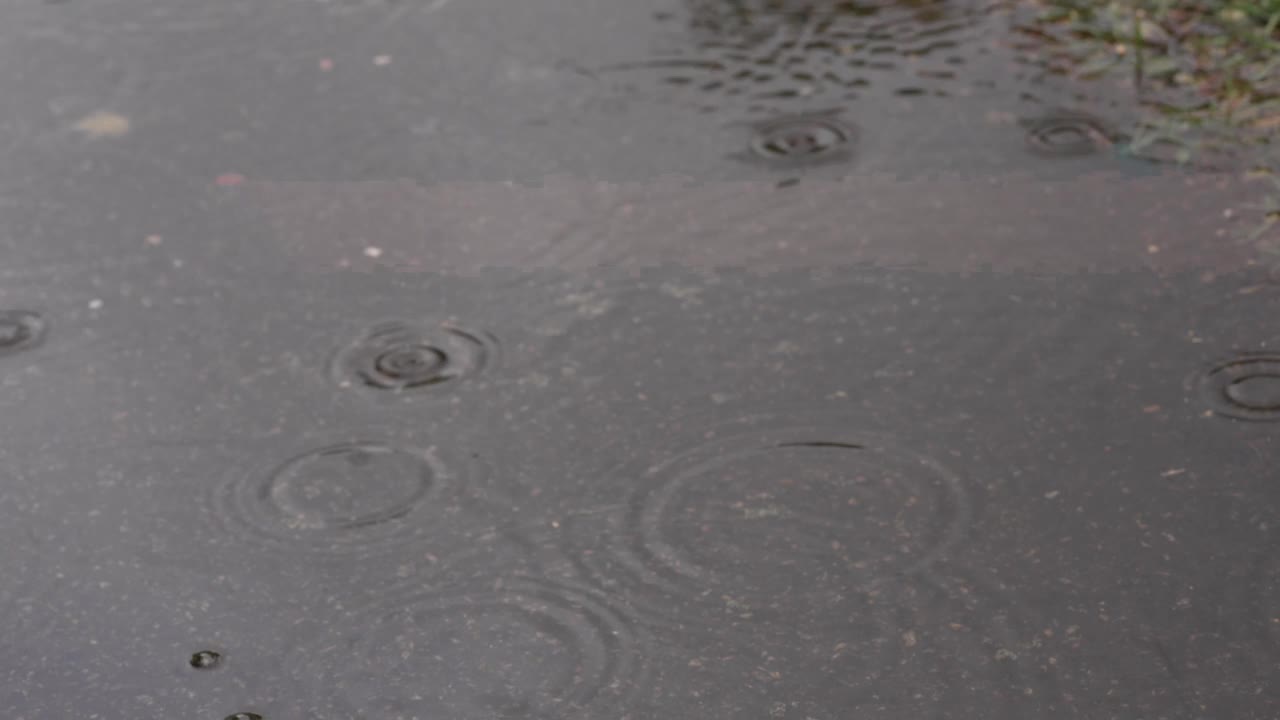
(291, 577), (648, 719)
(560, 419), (972, 631)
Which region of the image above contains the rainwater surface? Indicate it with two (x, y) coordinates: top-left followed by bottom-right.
(0, 0), (1277, 718)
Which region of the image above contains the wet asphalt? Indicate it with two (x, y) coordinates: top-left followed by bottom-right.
(0, 0), (1277, 718)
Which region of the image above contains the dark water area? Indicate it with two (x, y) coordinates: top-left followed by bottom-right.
(1, 0), (1277, 718)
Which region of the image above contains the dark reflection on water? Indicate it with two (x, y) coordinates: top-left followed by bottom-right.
(605, 0), (1001, 112)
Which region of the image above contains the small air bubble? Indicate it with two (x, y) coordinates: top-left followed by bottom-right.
(0, 311), (46, 356)
(189, 650), (222, 669)
(225, 714), (263, 720)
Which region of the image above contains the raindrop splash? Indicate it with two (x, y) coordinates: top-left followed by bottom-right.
(747, 111), (856, 163)
(332, 321), (495, 393)
(1023, 112), (1116, 157)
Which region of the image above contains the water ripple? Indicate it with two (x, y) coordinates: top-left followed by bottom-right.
(560, 417), (973, 632)
(291, 577), (649, 719)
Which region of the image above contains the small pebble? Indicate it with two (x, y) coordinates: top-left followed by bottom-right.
(74, 111), (131, 139)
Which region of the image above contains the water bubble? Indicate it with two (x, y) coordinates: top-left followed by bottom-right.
(0, 310), (46, 357)
(291, 578), (646, 719)
(748, 111), (856, 163)
(1200, 355), (1280, 421)
(189, 650), (222, 669)
(225, 714), (262, 720)
(1023, 113), (1115, 157)
(332, 321), (495, 393)
(217, 442), (449, 552)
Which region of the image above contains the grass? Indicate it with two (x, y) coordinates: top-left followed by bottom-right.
(1013, 0), (1280, 254)
(1016, 0), (1280, 157)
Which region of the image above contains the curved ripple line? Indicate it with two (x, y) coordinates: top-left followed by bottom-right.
(212, 441), (453, 555)
(1197, 353), (1280, 422)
